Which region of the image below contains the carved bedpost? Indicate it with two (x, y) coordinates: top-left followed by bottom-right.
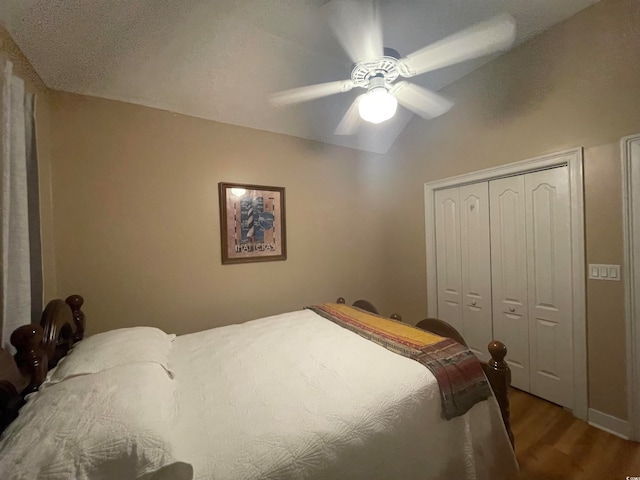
(336, 297), (346, 304)
(390, 313), (403, 322)
(10, 325), (47, 395)
(66, 295), (85, 342)
(484, 340), (514, 448)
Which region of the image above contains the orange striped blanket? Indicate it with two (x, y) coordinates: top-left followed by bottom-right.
(307, 303), (492, 420)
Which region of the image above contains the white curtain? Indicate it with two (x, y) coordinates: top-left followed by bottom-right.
(0, 58), (32, 352)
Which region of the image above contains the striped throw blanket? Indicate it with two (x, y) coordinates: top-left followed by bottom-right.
(307, 303), (493, 420)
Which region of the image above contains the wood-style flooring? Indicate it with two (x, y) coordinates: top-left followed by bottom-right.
(509, 388), (640, 480)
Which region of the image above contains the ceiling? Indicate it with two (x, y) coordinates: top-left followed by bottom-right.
(1, 0), (599, 154)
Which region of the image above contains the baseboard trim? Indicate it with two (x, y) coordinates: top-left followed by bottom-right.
(588, 408), (631, 439)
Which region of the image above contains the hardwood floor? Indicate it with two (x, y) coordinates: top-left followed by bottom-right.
(509, 388), (640, 480)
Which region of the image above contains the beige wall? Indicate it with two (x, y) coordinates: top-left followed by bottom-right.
(376, 0), (639, 419)
(584, 142), (627, 419)
(47, 91), (387, 335)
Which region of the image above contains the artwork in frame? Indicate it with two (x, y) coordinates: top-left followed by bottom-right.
(218, 182), (287, 264)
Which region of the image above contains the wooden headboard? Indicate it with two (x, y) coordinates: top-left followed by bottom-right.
(0, 295), (84, 431)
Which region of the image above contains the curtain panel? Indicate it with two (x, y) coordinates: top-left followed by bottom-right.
(0, 58), (40, 352)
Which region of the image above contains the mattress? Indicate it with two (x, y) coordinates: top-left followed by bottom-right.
(168, 308), (518, 479)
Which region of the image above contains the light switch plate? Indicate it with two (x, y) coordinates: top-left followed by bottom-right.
(588, 264), (621, 281)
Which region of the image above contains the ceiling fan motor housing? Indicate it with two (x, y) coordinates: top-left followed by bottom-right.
(351, 55), (400, 90)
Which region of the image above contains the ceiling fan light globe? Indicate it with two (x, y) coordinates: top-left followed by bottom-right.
(358, 88), (398, 124)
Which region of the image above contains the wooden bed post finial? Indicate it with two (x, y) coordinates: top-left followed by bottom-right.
(10, 325), (47, 394)
(336, 297), (346, 304)
(486, 340), (514, 447)
(65, 295), (85, 342)
(488, 340), (508, 369)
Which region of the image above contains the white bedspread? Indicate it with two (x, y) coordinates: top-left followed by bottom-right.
(0, 363), (193, 480)
(169, 309), (518, 480)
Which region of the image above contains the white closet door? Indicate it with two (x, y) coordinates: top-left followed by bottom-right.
(459, 183), (493, 361)
(525, 167), (573, 408)
(435, 188), (463, 332)
(490, 176), (530, 391)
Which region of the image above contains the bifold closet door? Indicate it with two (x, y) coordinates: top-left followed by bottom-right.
(434, 188), (463, 332)
(525, 167), (572, 408)
(435, 184), (492, 359)
(489, 175), (530, 391)
(490, 167), (573, 408)
(458, 183), (493, 361)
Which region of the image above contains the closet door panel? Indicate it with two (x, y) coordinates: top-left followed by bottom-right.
(525, 167), (573, 408)
(435, 188), (462, 332)
(459, 182), (492, 361)
(489, 176), (530, 391)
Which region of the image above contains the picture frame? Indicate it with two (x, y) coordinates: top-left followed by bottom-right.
(218, 182), (287, 264)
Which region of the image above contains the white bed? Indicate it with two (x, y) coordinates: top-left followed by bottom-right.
(0, 305), (518, 480)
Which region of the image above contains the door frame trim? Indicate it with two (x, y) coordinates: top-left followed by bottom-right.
(424, 148), (587, 420)
(622, 133), (640, 441)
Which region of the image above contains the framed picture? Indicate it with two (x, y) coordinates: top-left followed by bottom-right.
(218, 182), (287, 264)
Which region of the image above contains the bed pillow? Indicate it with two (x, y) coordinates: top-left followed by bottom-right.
(45, 326), (175, 385)
(0, 363), (193, 480)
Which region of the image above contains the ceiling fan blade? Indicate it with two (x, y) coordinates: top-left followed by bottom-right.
(328, 0), (384, 63)
(397, 13), (516, 78)
(269, 80), (355, 106)
(334, 96), (363, 136)
(391, 82), (453, 119)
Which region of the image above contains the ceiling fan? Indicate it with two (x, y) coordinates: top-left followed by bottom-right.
(269, 6), (516, 136)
